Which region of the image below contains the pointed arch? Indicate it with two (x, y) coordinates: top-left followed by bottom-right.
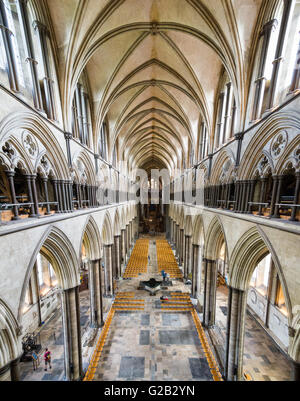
(229, 226), (292, 324)
(113, 209), (121, 236)
(204, 216), (228, 260)
(0, 299), (20, 370)
(184, 214), (193, 236)
(79, 216), (101, 261)
(192, 213), (205, 246)
(101, 212), (113, 244)
(17, 226), (79, 323)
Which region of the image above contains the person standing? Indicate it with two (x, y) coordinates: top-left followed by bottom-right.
(32, 351), (38, 371)
(44, 348), (52, 371)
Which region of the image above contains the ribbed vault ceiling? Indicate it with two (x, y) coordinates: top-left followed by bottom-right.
(44, 0), (267, 175)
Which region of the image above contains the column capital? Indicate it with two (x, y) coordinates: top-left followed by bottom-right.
(32, 20), (49, 34)
(261, 18), (278, 36)
(203, 258), (215, 264)
(234, 132), (244, 141)
(5, 170), (15, 178)
(91, 259), (101, 265)
(227, 285), (245, 294)
(64, 132), (73, 141)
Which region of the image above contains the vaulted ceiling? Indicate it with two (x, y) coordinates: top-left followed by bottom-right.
(43, 0), (272, 175)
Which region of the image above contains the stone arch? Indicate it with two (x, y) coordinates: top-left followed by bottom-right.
(228, 226), (292, 322)
(17, 226), (79, 323)
(192, 214), (205, 246)
(239, 112), (300, 179)
(101, 212), (113, 245)
(125, 205), (131, 225)
(113, 209), (121, 236)
(71, 150), (96, 185)
(120, 207), (126, 229)
(184, 215), (193, 236)
(204, 216), (228, 261)
(0, 299), (20, 371)
(79, 215), (101, 261)
(210, 150), (236, 185)
(0, 111), (69, 179)
(178, 207), (185, 229)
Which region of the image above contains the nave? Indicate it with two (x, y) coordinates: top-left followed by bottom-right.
(84, 237), (222, 382)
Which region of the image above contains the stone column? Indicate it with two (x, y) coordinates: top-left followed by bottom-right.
(192, 244), (200, 297)
(270, 176), (279, 217)
(0, 363), (12, 381)
(114, 235), (121, 280)
(60, 286), (83, 381)
(0, 357), (22, 382)
(203, 259), (217, 328)
(247, 179), (256, 213)
(104, 244), (113, 297)
(172, 222), (176, 245)
(175, 224), (179, 257)
(290, 172), (300, 221)
(290, 360), (300, 381)
(41, 177), (51, 215)
(273, 175), (284, 218)
(10, 358), (20, 381)
(126, 224), (130, 257)
(88, 261), (96, 327)
(25, 174), (36, 217)
(5, 171), (19, 220)
(130, 221), (133, 246)
(224, 286), (246, 381)
(258, 177), (267, 216)
(30, 175), (40, 217)
(179, 229), (184, 266)
(121, 229), (126, 269)
(52, 179), (60, 213)
(184, 235), (192, 279)
(91, 259), (104, 327)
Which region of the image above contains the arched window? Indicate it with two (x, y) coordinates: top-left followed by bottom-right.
(72, 76), (92, 148)
(198, 121), (208, 160)
(288, 2), (300, 92)
(99, 121), (108, 160)
(214, 76), (236, 149)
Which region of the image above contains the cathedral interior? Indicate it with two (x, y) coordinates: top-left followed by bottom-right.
(0, 0), (299, 383)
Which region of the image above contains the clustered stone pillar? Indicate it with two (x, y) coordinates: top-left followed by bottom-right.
(175, 224), (179, 258)
(121, 229), (126, 270)
(5, 171), (19, 220)
(60, 286), (83, 381)
(180, 229), (184, 267)
(224, 286), (246, 381)
(203, 258), (217, 328)
(191, 244), (199, 298)
(290, 360), (300, 381)
(0, 357), (21, 381)
(126, 224), (130, 256)
(184, 235), (191, 279)
(88, 259), (103, 328)
(114, 235), (121, 280)
(104, 244), (113, 297)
